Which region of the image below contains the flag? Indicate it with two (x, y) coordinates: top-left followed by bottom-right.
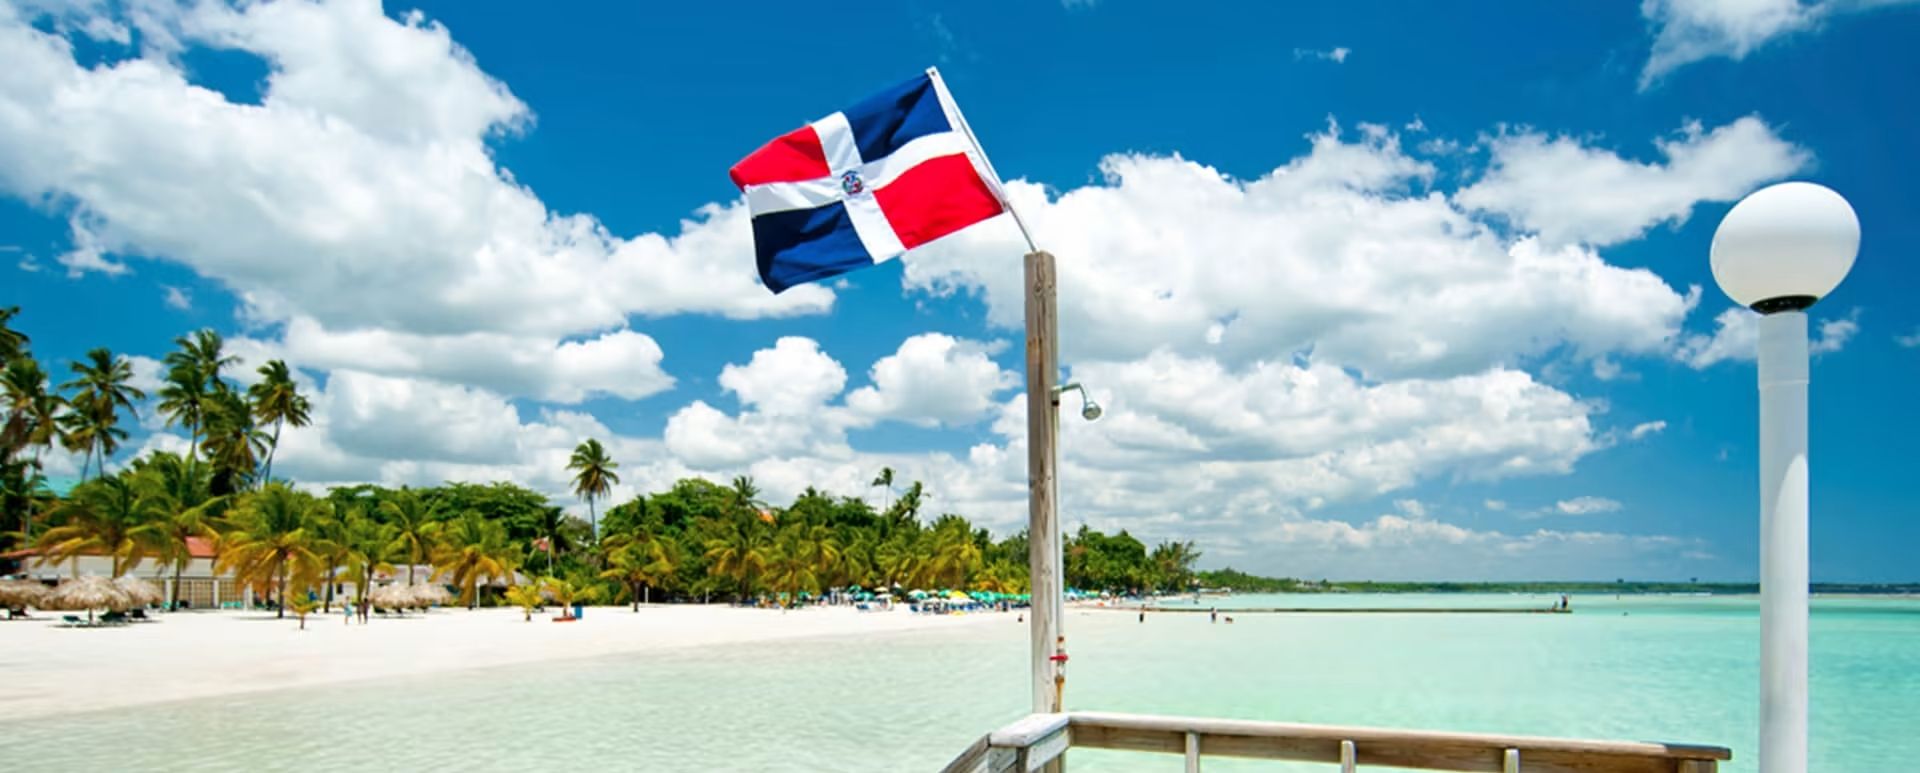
(730, 70), (1007, 293)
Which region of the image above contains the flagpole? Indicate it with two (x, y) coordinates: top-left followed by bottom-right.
(926, 68), (1064, 728)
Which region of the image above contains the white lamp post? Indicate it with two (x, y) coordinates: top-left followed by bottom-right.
(1709, 181), (1859, 773)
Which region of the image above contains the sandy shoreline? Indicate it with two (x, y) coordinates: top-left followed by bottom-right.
(0, 604), (1007, 718)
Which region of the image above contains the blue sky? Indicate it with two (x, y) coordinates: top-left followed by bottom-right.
(1, 0), (1915, 581)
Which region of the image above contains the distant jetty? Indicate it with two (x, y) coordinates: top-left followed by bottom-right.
(1138, 606), (1572, 614)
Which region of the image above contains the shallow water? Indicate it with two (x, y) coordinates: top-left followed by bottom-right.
(6, 594), (1916, 772)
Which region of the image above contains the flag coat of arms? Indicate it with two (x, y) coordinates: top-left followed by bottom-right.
(730, 69), (1008, 293)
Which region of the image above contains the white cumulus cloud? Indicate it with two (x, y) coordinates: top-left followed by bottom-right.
(1455, 117), (1809, 247)
(1639, 0), (1918, 87)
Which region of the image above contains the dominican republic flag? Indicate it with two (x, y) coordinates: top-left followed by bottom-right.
(730, 69), (1008, 293)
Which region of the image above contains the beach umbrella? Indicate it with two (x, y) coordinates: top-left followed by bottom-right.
(47, 576), (133, 622)
(0, 579), (48, 609)
(114, 576), (163, 608)
(370, 584), (409, 610)
(410, 584), (452, 609)
(908, 590), (928, 599)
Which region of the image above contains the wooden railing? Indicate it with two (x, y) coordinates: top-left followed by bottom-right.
(941, 712), (1731, 773)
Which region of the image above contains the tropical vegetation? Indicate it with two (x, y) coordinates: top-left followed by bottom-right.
(1, 310), (1209, 617)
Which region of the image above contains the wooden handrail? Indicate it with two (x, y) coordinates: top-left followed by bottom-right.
(943, 711), (1730, 773)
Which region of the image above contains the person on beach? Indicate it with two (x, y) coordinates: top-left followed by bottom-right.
(1138, 609), (1145, 623)
(1210, 607), (1218, 623)
(343, 602), (352, 626)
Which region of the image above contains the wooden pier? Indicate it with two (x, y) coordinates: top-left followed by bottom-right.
(943, 711), (1729, 773)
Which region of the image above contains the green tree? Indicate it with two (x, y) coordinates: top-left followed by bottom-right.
(159, 329), (238, 464)
(216, 484), (328, 618)
(338, 507), (398, 615)
(2, 358), (64, 461)
(431, 510), (517, 609)
(127, 454), (223, 610)
(870, 466), (894, 515)
(247, 359), (310, 485)
(201, 389), (268, 495)
(601, 535), (683, 609)
(504, 583), (545, 622)
(378, 489), (438, 585)
(0, 306), (26, 363)
(566, 438), (619, 544)
(59, 347), (146, 481)
(704, 513), (770, 601)
(32, 473), (157, 577)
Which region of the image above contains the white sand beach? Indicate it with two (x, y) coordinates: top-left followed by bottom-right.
(0, 605), (1008, 717)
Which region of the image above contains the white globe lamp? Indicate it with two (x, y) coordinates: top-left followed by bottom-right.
(1711, 181), (1858, 773)
(1711, 181), (1859, 312)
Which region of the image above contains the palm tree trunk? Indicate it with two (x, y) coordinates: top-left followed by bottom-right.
(170, 558), (185, 611)
(323, 564), (336, 613)
(260, 418), (282, 486)
(631, 581), (640, 612)
(277, 560), (288, 619)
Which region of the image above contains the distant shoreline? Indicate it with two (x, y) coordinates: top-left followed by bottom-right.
(1181, 581), (1920, 596)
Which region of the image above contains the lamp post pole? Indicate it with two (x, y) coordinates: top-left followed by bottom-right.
(1709, 181), (1859, 773)
(1757, 309), (1810, 773)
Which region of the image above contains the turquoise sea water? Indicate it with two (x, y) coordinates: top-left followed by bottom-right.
(6, 594), (1917, 772)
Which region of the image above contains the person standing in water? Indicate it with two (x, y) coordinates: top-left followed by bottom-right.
(1210, 607), (1218, 624)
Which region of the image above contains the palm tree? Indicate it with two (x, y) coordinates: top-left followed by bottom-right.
(201, 390), (268, 494)
(217, 484), (328, 618)
(127, 454), (222, 610)
(704, 514), (770, 602)
(768, 525), (824, 608)
(541, 575), (596, 617)
(247, 359), (310, 485)
(504, 583), (544, 622)
(0, 305), (27, 363)
(566, 439), (619, 544)
(870, 467), (895, 515)
(378, 489), (437, 585)
(160, 329), (237, 462)
(431, 510), (515, 609)
(533, 506), (572, 573)
(59, 348), (146, 480)
(33, 474), (157, 577)
(155, 362), (211, 464)
(2, 358), (63, 459)
(601, 536), (682, 610)
(338, 507), (397, 617)
(922, 519), (982, 589)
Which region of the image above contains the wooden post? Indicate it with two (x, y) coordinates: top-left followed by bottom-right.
(1026, 249), (1062, 717)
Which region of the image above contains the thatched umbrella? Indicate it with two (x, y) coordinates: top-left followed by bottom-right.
(369, 584), (407, 613)
(114, 577), (163, 608)
(47, 576), (133, 624)
(409, 584), (451, 609)
(0, 579), (49, 610)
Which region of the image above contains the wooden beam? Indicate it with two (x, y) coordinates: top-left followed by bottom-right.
(1023, 250), (1061, 715)
(1185, 731), (1200, 773)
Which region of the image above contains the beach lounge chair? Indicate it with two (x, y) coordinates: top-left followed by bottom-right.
(129, 608), (152, 621)
(61, 614), (87, 627)
(100, 611), (129, 626)
(4, 607), (28, 620)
